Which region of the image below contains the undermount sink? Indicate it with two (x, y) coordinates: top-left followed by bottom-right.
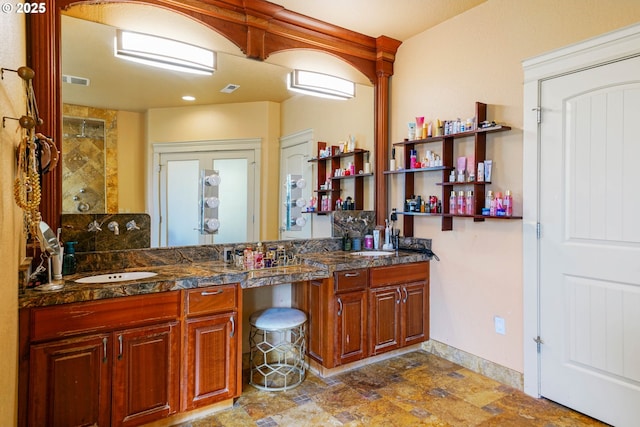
(350, 251), (394, 257)
(75, 271), (158, 284)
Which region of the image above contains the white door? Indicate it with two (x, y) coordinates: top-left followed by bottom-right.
(279, 131), (312, 240)
(158, 149), (256, 246)
(539, 55), (640, 426)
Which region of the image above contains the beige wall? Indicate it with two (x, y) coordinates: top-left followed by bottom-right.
(117, 110), (146, 213)
(147, 101), (281, 240)
(391, 0), (640, 373)
(1, 12), (25, 426)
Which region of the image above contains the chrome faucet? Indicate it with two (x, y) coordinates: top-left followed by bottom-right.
(108, 221), (120, 235)
(87, 220), (102, 232)
(126, 220), (140, 231)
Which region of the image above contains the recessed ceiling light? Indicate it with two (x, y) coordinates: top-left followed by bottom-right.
(182, 95), (196, 101)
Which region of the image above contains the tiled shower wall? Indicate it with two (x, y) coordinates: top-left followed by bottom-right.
(62, 104), (118, 213)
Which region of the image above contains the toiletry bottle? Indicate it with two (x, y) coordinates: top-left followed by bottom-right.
(255, 242), (264, 269)
(457, 190), (466, 215)
(410, 150), (417, 169)
(390, 148), (396, 171)
(489, 194), (497, 216)
(465, 190), (474, 215)
(62, 241), (78, 276)
(449, 191), (456, 214)
(485, 190), (494, 210)
(504, 190), (513, 216)
(343, 234), (351, 251)
(495, 192), (505, 216)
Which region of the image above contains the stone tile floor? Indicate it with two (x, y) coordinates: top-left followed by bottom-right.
(175, 351), (610, 426)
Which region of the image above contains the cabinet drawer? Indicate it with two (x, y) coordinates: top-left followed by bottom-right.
(334, 269), (368, 293)
(30, 291), (181, 342)
(370, 262), (429, 288)
(186, 285), (237, 317)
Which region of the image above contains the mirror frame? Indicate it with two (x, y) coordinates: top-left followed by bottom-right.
(27, 0), (401, 234)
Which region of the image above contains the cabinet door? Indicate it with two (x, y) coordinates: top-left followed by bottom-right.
(369, 286), (401, 355)
(307, 279), (327, 365)
(29, 334), (111, 427)
(401, 281), (429, 346)
(335, 291), (367, 365)
(184, 312), (238, 410)
(112, 322), (180, 427)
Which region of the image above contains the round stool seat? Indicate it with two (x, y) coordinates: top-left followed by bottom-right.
(248, 307), (307, 391)
(250, 307), (306, 330)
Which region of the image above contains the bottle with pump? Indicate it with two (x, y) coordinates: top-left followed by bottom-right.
(62, 241), (78, 275)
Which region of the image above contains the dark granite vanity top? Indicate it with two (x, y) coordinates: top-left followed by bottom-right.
(19, 246), (431, 309)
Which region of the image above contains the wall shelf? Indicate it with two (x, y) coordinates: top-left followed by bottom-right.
(308, 142), (371, 213)
(391, 102), (519, 233)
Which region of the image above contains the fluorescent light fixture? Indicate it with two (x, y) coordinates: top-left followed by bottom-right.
(182, 95), (196, 101)
(115, 29), (215, 75)
(287, 69), (355, 100)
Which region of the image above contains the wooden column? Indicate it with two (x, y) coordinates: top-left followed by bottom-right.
(375, 36), (402, 226)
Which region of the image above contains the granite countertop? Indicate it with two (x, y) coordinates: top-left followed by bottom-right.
(18, 250), (430, 309)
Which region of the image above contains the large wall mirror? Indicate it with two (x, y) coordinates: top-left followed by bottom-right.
(28, 0), (401, 249)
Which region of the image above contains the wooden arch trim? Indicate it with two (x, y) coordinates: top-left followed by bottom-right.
(27, 0), (401, 234)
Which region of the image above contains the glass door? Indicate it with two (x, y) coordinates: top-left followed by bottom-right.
(158, 150), (256, 247)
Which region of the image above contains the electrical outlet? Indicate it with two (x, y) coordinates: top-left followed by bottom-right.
(494, 316), (506, 335)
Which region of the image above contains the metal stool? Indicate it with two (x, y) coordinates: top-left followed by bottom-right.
(249, 307), (306, 391)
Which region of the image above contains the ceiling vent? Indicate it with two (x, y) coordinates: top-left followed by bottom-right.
(62, 74), (90, 86)
(220, 84), (240, 93)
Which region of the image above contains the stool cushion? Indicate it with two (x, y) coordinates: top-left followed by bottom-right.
(250, 307), (307, 330)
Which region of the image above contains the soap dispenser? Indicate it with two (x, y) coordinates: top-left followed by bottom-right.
(62, 241), (78, 276)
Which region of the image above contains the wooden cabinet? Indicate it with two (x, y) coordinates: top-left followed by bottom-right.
(334, 269), (368, 366)
(369, 262), (429, 356)
(306, 269), (368, 368)
(183, 285), (241, 410)
(307, 279), (329, 365)
(386, 102), (521, 232)
(113, 322), (180, 427)
(24, 292), (181, 427)
(29, 334), (111, 427)
(306, 263), (429, 369)
(307, 141), (372, 214)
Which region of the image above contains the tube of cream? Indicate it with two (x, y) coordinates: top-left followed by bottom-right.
(484, 160), (493, 182)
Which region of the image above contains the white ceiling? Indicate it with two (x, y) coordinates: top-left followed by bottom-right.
(61, 1), (485, 112)
(273, 0), (486, 41)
